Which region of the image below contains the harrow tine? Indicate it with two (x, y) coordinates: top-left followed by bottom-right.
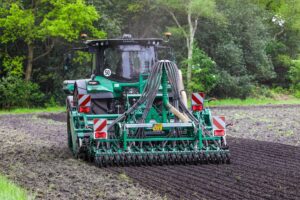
(93, 150), (230, 167)
(124, 154), (130, 166)
(147, 154), (153, 166)
(225, 152), (231, 164)
(170, 153), (176, 165)
(120, 154), (125, 166)
(158, 154), (164, 166)
(187, 153), (193, 164)
(219, 152), (224, 164)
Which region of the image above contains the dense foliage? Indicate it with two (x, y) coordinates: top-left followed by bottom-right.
(0, 0), (300, 108)
(0, 76), (44, 108)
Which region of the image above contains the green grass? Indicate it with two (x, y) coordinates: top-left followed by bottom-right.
(0, 106), (65, 115)
(207, 98), (300, 107)
(1, 97), (300, 114)
(0, 175), (30, 200)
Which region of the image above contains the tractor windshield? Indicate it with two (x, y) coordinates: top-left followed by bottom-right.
(100, 45), (155, 81)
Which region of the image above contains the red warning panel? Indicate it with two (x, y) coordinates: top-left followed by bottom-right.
(93, 119), (108, 139)
(192, 92), (205, 105)
(78, 94), (91, 107)
(212, 116), (226, 137)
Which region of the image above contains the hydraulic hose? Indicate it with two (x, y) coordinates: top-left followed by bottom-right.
(178, 70), (188, 109)
(161, 63), (189, 122)
(108, 60), (198, 131)
(166, 103), (189, 122)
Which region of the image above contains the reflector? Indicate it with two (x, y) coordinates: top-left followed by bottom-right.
(192, 105), (203, 111)
(79, 106), (90, 113)
(95, 131), (107, 139)
(214, 129), (225, 137)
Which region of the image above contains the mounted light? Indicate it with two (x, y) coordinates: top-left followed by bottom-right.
(191, 92), (205, 112)
(192, 105), (203, 111)
(214, 129), (225, 137)
(88, 80), (99, 85)
(80, 33), (88, 39)
(94, 131), (107, 139)
(164, 32), (172, 42)
(79, 106), (90, 113)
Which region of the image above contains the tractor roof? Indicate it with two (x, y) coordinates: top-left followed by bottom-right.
(85, 38), (163, 47)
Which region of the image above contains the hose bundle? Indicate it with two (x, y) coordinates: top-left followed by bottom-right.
(108, 60), (198, 130)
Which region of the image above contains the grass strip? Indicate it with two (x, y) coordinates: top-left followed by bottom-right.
(207, 98), (300, 107)
(0, 175), (30, 200)
(0, 106), (65, 115)
(1, 98), (300, 114)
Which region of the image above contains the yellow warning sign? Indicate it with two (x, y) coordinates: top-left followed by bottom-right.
(152, 123), (163, 131)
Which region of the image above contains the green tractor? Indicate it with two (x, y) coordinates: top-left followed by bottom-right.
(63, 34), (230, 166)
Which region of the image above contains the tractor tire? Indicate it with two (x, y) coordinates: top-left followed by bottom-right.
(67, 112), (73, 151)
(91, 99), (109, 114)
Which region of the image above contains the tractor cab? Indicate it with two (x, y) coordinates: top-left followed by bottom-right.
(63, 35), (172, 96)
(86, 35), (164, 82)
(63, 35), (172, 114)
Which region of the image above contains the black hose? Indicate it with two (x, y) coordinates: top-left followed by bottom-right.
(107, 60), (199, 131)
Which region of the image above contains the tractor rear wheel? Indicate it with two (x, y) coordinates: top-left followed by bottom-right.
(67, 112), (73, 151)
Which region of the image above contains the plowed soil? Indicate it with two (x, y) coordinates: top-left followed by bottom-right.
(109, 138), (300, 200)
(1, 105), (300, 200)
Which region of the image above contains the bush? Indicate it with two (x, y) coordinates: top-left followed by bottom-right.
(289, 58), (300, 90)
(211, 70), (254, 99)
(294, 90), (300, 98)
(0, 76), (45, 109)
(182, 46), (218, 93)
(44, 96), (60, 107)
(250, 86), (274, 99)
(2, 56), (24, 77)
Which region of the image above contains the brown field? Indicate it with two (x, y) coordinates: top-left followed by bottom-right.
(0, 105), (299, 200)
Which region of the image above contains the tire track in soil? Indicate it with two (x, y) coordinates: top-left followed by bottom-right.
(108, 167), (187, 200)
(179, 165), (300, 199)
(232, 153), (300, 177)
(204, 163), (300, 191)
(140, 167), (227, 200)
(144, 166), (247, 200)
(232, 142), (300, 165)
(175, 166), (271, 200)
(110, 166), (220, 200)
(108, 138), (300, 200)
(232, 157), (300, 183)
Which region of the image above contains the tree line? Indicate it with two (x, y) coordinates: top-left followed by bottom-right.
(0, 0), (300, 108)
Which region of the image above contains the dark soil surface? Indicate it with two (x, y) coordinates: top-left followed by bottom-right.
(1, 105), (300, 200)
(109, 138), (300, 200)
(211, 104), (300, 147)
(0, 114), (161, 200)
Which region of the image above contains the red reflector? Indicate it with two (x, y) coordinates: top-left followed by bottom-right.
(192, 104), (203, 111)
(214, 129), (225, 136)
(79, 106), (90, 113)
(94, 131), (107, 139)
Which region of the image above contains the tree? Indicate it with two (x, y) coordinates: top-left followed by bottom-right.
(253, 0), (300, 87)
(0, 0), (105, 81)
(192, 0), (276, 97)
(90, 0), (167, 38)
(184, 46), (217, 93)
(157, 0), (221, 86)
